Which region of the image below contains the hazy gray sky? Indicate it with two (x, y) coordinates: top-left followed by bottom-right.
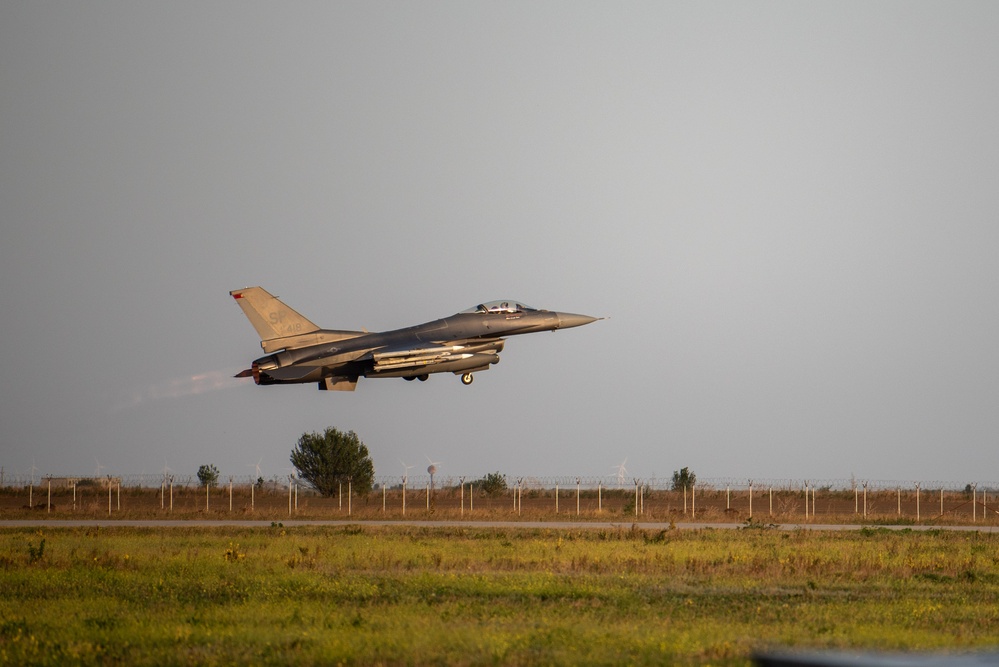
(3, 2), (998, 486)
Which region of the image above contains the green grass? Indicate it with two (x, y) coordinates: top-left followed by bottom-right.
(1, 525), (998, 665)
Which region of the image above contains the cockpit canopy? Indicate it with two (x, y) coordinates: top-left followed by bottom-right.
(461, 300), (539, 315)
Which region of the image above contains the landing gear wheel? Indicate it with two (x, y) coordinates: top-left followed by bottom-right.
(461, 373), (474, 385)
(404, 376), (416, 381)
(418, 374), (429, 382)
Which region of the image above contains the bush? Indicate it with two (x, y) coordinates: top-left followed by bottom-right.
(197, 464), (220, 488)
(290, 427), (375, 497)
(474, 472), (508, 497)
(671, 467), (696, 491)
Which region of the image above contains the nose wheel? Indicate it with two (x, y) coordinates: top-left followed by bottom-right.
(460, 373), (474, 385)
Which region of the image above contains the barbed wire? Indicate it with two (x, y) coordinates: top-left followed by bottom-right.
(1, 470), (995, 493)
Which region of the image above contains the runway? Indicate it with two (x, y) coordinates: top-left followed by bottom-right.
(2, 519), (997, 532)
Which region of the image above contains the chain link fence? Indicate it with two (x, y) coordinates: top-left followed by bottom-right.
(1, 470), (995, 493)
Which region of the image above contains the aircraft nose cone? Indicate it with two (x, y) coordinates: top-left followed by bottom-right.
(556, 312), (600, 329)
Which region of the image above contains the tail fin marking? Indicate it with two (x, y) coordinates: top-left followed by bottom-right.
(230, 287), (320, 342)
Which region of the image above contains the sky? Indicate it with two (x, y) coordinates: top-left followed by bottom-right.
(2, 2), (998, 489)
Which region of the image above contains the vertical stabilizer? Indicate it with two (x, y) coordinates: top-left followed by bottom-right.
(230, 287), (320, 342)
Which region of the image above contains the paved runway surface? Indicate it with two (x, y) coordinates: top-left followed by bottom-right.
(2, 519), (997, 532)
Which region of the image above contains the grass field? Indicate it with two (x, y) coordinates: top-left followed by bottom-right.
(2, 524), (998, 665)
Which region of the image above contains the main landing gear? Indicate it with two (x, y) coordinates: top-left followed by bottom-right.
(406, 373), (474, 384)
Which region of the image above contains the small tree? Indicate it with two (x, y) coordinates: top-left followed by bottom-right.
(197, 464), (220, 488)
(474, 472), (508, 497)
(290, 427), (375, 497)
(671, 467), (696, 491)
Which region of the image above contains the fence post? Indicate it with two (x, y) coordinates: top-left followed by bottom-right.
(973, 483), (977, 522)
(634, 480), (639, 517)
(577, 478), (582, 516)
(748, 481), (753, 519)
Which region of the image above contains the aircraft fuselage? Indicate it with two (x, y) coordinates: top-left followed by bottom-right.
(231, 289), (599, 391)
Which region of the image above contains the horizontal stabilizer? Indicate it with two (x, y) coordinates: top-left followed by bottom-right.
(263, 365), (321, 382)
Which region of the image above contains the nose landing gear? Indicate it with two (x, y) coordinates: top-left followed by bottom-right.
(460, 373), (474, 385)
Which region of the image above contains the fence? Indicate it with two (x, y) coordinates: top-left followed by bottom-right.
(2, 469), (998, 523)
(1, 471), (996, 493)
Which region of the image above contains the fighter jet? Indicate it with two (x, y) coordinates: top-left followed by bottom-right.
(230, 287), (600, 392)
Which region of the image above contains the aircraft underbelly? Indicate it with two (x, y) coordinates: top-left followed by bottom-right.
(369, 340), (504, 373)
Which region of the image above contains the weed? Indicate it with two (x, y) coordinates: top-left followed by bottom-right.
(223, 542), (244, 562)
(0, 618), (29, 638)
(26, 539), (45, 564)
(741, 517), (780, 530)
(643, 529), (673, 544)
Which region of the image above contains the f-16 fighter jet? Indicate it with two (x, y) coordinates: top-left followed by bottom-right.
(231, 287), (600, 392)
